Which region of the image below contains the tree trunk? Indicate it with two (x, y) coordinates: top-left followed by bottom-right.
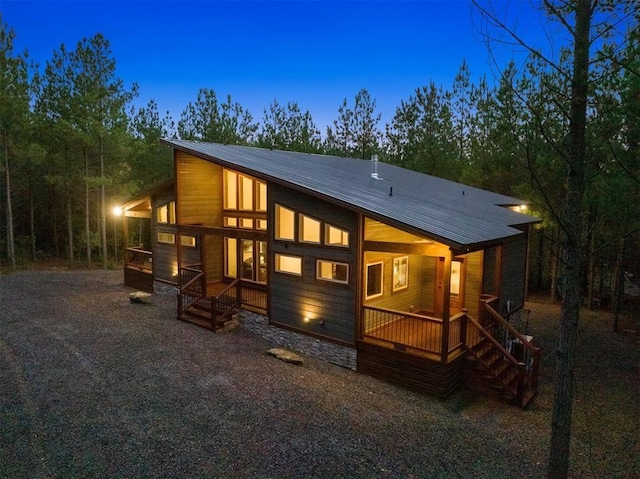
(66, 189), (74, 268)
(547, 1), (591, 478)
(4, 129), (16, 269)
(100, 129), (107, 268)
(30, 189), (36, 261)
(550, 226), (560, 303)
(611, 235), (626, 332)
(85, 148), (91, 268)
(587, 207), (596, 310)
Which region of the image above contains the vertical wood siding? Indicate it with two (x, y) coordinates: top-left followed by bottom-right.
(176, 151), (222, 226)
(269, 184), (359, 344)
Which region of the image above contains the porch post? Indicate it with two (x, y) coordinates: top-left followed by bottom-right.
(440, 251), (452, 363)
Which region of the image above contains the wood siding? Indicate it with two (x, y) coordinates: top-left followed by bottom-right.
(124, 267), (154, 292)
(364, 252), (425, 313)
(500, 235), (527, 313)
(176, 151), (222, 226)
(269, 184), (359, 344)
(482, 246), (499, 296)
(357, 341), (465, 398)
(463, 250), (483, 318)
(152, 189), (178, 284)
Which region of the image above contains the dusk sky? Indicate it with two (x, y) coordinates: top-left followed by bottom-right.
(1, 1), (547, 132)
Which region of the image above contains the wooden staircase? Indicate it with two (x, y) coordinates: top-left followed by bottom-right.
(464, 299), (541, 408)
(177, 265), (240, 332)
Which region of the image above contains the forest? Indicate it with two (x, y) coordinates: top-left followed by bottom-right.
(0, 4), (638, 320)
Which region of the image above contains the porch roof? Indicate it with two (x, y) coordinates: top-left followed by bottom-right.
(161, 139), (540, 250)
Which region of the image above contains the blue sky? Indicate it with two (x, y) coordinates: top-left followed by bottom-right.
(1, 0), (544, 132)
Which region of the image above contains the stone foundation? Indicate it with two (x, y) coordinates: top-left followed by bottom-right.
(240, 311), (357, 370)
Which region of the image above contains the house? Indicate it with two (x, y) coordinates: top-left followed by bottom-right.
(122, 139), (542, 407)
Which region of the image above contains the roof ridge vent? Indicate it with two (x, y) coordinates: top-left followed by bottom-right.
(370, 154), (381, 179)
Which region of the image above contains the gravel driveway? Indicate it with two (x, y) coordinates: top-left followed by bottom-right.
(0, 270), (637, 478)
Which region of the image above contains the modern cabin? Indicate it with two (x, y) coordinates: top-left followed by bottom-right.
(123, 140), (542, 407)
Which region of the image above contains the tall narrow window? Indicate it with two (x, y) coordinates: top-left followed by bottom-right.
(300, 214), (321, 243)
(157, 202), (175, 224)
(241, 239), (254, 280)
(225, 238), (237, 278)
(365, 261), (384, 299)
(325, 224), (349, 247)
(257, 181), (267, 212)
(275, 204), (295, 241)
(450, 260), (461, 296)
(257, 241), (267, 283)
(224, 170), (237, 210)
(239, 175), (254, 210)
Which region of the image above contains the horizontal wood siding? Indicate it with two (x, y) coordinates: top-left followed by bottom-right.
(269, 184), (359, 344)
(420, 256), (437, 313)
(357, 341), (464, 398)
(153, 227), (178, 284)
(500, 235), (527, 313)
(176, 151), (222, 226)
(124, 267), (154, 292)
(205, 235), (222, 283)
(463, 250), (483, 318)
(364, 252), (424, 312)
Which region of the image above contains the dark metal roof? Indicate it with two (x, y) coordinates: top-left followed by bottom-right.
(161, 139), (540, 250)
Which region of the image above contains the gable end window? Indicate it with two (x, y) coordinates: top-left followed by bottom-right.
(325, 224), (349, 247)
(275, 204), (295, 241)
(157, 202), (176, 224)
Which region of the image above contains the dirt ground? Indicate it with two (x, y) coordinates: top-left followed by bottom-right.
(0, 269), (638, 478)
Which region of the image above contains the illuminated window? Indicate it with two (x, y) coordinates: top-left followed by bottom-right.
(157, 232), (175, 244)
(257, 181), (267, 212)
(300, 214), (321, 243)
(157, 202), (175, 224)
(256, 219), (267, 230)
(325, 224), (349, 247)
(224, 217), (238, 227)
(225, 238), (237, 278)
(275, 204), (295, 241)
(240, 218), (254, 229)
(275, 254), (302, 275)
(365, 261), (383, 299)
(450, 260), (461, 296)
(239, 175), (254, 210)
(180, 235), (196, 247)
(316, 260), (349, 284)
(224, 170), (237, 209)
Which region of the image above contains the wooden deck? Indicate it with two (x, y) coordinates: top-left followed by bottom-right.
(365, 317), (443, 355)
(206, 281), (267, 312)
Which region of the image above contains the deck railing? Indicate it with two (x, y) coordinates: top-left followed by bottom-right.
(362, 306), (443, 355)
(178, 264), (205, 317)
(238, 280), (267, 311)
(212, 280), (241, 325)
(447, 311), (467, 354)
(125, 246), (152, 271)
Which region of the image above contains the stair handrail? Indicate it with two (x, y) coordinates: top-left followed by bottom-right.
(214, 279), (240, 301)
(484, 303), (537, 355)
(211, 279), (240, 327)
(467, 314), (523, 367)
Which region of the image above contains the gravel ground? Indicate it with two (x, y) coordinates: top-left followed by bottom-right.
(0, 269), (637, 478)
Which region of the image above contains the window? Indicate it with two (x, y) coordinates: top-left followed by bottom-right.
(256, 219), (267, 230)
(316, 260), (349, 284)
(325, 224), (349, 247)
(180, 235), (196, 247)
(157, 202), (175, 224)
(275, 254), (302, 275)
(366, 261), (384, 299)
(225, 238), (237, 278)
(223, 170), (237, 210)
(239, 175), (254, 210)
(275, 204), (295, 241)
(224, 217), (238, 227)
(239, 218), (254, 229)
(157, 232), (176, 244)
(300, 214), (321, 243)
(392, 256), (408, 291)
(450, 260), (462, 296)
(257, 181), (267, 212)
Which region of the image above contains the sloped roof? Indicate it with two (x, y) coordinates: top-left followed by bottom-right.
(161, 139), (540, 250)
